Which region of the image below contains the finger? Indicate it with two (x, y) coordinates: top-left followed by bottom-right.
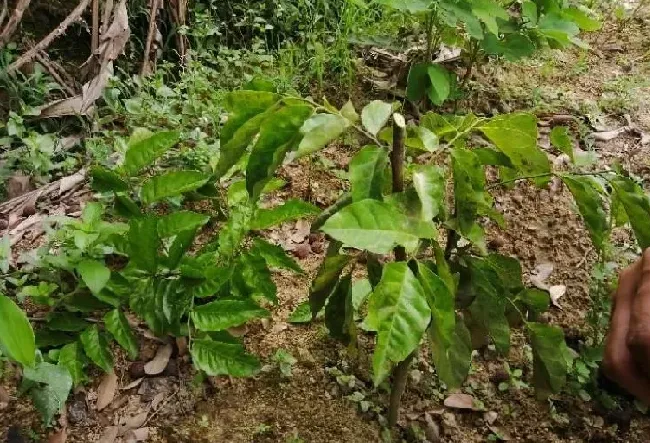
(604, 260), (641, 378)
(629, 249), (650, 376)
(608, 360), (650, 406)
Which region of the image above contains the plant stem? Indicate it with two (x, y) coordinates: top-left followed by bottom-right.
(388, 112), (410, 429)
(461, 40), (480, 88)
(444, 228), (459, 260)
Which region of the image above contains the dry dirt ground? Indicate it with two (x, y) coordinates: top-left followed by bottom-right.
(2, 11), (650, 443)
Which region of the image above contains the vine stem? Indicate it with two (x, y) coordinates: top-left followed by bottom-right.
(387, 113), (412, 429)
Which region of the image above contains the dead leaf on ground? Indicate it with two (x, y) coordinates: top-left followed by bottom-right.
(150, 392), (166, 410)
(550, 285), (567, 309)
(484, 411), (498, 425)
(122, 411), (148, 433)
(291, 219), (311, 243)
(443, 393), (475, 410)
(98, 426), (119, 443)
(96, 372), (118, 411)
(121, 378), (144, 391)
(227, 324), (247, 337)
(144, 343), (173, 375)
(531, 263), (554, 290)
(124, 427), (150, 442)
(47, 429), (67, 443)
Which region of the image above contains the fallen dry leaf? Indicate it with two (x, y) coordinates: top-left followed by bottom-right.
(550, 285), (567, 309)
(124, 427), (150, 442)
(122, 411), (148, 433)
(150, 392), (166, 410)
(531, 263), (554, 290)
(121, 378), (144, 391)
(227, 324), (247, 337)
(96, 372), (118, 411)
(443, 393), (475, 410)
(47, 429), (67, 443)
(144, 343), (173, 375)
(484, 411), (498, 425)
(6, 175), (32, 199)
(591, 127), (630, 142)
(98, 426), (119, 443)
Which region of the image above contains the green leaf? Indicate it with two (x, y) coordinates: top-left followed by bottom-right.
(517, 288), (550, 315)
(349, 145), (389, 202)
(550, 126), (574, 161)
(80, 325), (113, 372)
(529, 322), (572, 398)
(478, 113), (550, 181)
(158, 211), (210, 237)
(217, 205), (253, 258)
(361, 100), (393, 136)
(141, 171), (211, 204)
(413, 165), (446, 221)
(76, 260), (111, 295)
(367, 262), (431, 385)
(0, 294), (36, 367)
(216, 91), (281, 177)
(484, 253), (523, 290)
(562, 7), (601, 31)
(191, 339), (261, 377)
(296, 113), (349, 158)
(426, 65), (451, 105)
(325, 274), (356, 346)
(90, 166), (129, 193)
(562, 176), (607, 251)
(246, 105), (313, 199)
(417, 263), (471, 388)
(471, 0), (509, 35)
(122, 131), (180, 176)
(130, 279), (182, 336)
(467, 258), (510, 353)
(538, 14), (580, 46)
(451, 147), (491, 239)
(191, 299), (269, 331)
(22, 362), (73, 424)
(234, 254), (278, 304)
(250, 238), (304, 274)
(288, 302), (314, 323)
(522, 1), (538, 24)
(250, 199), (320, 230)
(309, 241), (352, 317)
(407, 63), (430, 102)
(58, 342), (87, 386)
(104, 309), (139, 360)
(128, 216), (159, 274)
(340, 100), (360, 124)
(481, 33), (536, 61)
(46, 313), (89, 332)
(352, 278), (373, 312)
(321, 199), (437, 254)
(114, 194), (142, 218)
(610, 176), (650, 249)
(376, 0), (430, 13)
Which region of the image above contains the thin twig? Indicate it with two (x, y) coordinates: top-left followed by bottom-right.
(141, 0), (162, 76)
(487, 170), (613, 190)
(0, 0), (31, 48)
(34, 52), (76, 96)
(91, 0), (99, 52)
(7, 0), (92, 74)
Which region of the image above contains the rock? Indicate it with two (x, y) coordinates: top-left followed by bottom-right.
(409, 369), (422, 385)
(443, 393), (475, 410)
(67, 394), (88, 424)
(442, 412), (457, 435)
(129, 362), (146, 379)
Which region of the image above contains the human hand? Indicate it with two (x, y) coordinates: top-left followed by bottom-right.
(603, 250), (650, 404)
